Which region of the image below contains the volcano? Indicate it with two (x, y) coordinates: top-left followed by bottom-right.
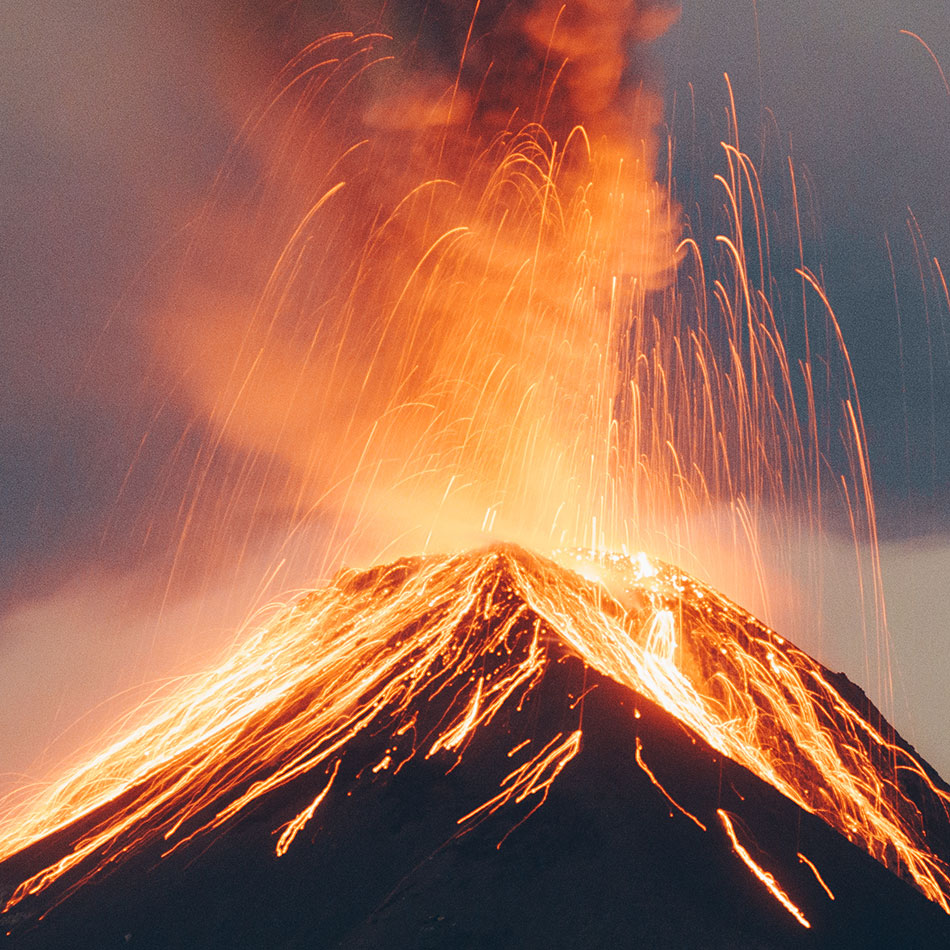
(2, 546), (949, 948)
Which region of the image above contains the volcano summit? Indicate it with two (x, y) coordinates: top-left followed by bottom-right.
(2, 546), (949, 948)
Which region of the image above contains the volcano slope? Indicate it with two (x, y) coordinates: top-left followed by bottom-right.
(2, 545), (950, 948)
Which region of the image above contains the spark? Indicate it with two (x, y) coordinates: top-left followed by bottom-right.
(718, 809), (811, 929)
(2, 3), (948, 934)
(275, 759), (341, 858)
(634, 737), (707, 831)
(797, 851), (836, 901)
(1, 548), (948, 919)
(456, 730), (584, 830)
(900, 30), (950, 98)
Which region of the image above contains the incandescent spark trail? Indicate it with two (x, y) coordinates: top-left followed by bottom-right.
(1, 547), (948, 923)
(3, 2), (947, 943)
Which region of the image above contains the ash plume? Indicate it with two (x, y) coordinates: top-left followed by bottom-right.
(382, 0), (678, 139)
(148, 0), (681, 574)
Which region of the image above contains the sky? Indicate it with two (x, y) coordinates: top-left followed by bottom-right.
(1, 0), (948, 789)
(653, 0), (950, 774)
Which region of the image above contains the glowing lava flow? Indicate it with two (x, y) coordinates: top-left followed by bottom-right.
(718, 809), (811, 929)
(1, 546), (948, 924)
(3, 3), (946, 936)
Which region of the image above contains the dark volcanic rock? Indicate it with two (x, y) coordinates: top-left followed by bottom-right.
(5, 662), (950, 949)
(2, 547), (949, 948)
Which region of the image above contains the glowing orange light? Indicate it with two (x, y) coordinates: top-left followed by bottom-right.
(718, 809), (811, 929)
(275, 760), (341, 858)
(1, 2), (947, 935)
(797, 851), (835, 901)
(634, 737), (707, 831)
(1, 548), (948, 921)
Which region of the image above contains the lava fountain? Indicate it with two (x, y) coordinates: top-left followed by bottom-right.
(1, 0), (946, 940)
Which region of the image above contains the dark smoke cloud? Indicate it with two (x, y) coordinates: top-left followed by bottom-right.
(0, 0), (676, 785)
(415, 0), (678, 136)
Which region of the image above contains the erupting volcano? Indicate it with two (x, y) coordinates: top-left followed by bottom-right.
(3, 0), (949, 947)
(2, 547), (950, 946)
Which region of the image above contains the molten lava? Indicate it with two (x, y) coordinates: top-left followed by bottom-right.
(1, 546), (948, 931)
(3, 2), (945, 942)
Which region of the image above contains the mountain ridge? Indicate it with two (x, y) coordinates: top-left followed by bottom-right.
(2, 545), (949, 947)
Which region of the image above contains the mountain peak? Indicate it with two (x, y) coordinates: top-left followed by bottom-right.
(2, 545), (949, 947)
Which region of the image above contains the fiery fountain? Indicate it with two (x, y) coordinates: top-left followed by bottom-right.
(2, 2), (948, 945)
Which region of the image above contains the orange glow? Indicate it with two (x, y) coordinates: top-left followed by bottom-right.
(634, 736), (707, 831)
(456, 730), (584, 832)
(144, 23), (884, 651)
(1, 548), (948, 920)
(797, 851), (836, 901)
(900, 30), (950, 98)
(718, 809), (811, 929)
(275, 759), (340, 858)
(1, 0), (945, 933)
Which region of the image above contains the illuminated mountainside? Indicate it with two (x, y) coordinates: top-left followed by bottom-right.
(2, 546), (950, 948)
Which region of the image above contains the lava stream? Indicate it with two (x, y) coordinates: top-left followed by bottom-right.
(1, 546), (948, 920)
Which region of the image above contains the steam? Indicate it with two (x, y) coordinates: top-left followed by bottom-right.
(149, 1), (680, 579)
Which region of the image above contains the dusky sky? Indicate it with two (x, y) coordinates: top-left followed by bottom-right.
(1, 0), (948, 787)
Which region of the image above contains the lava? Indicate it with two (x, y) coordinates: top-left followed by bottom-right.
(718, 808), (812, 929)
(1, 1), (944, 940)
(1, 547), (948, 926)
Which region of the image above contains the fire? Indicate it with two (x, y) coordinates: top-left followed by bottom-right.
(1, 0), (946, 936)
(1, 548), (948, 923)
(718, 809), (811, 929)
